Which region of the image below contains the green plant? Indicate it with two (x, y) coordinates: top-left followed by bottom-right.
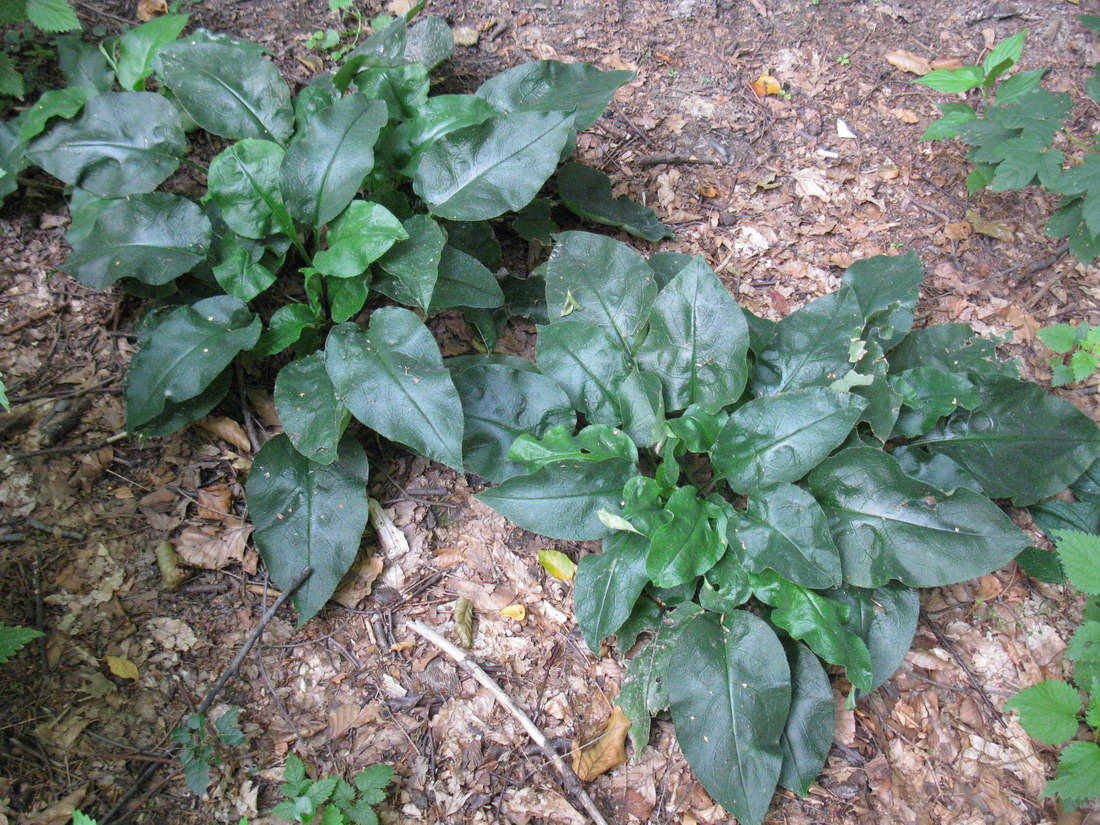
(0, 0), (81, 98)
(0, 371), (9, 409)
(2, 12), (669, 625)
(170, 707), (247, 797)
(462, 231), (1100, 824)
(836, 52), (850, 66)
(0, 623), (43, 661)
(916, 24), (1100, 262)
(273, 755), (391, 825)
(1007, 527), (1100, 810)
(1039, 321), (1100, 386)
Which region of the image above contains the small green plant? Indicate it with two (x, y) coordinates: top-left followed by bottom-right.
(170, 708), (247, 797)
(273, 755), (392, 825)
(0, 623), (43, 662)
(1007, 527), (1100, 810)
(0, 371), (9, 409)
(0, 0), (81, 98)
(836, 52), (850, 66)
(466, 231), (1100, 824)
(1039, 322), (1100, 386)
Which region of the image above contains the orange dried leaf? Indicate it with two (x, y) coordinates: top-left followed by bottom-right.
(750, 74), (781, 97)
(137, 0), (167, 21)
(930, 56), (966, 71)
(572, 706), (631, 781)
(696, 184), (719, 198)
(884, 49), (931, 76)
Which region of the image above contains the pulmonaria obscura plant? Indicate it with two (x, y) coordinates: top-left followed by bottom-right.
(467, 231), (1100, 824)
(1, 10), (670, 622)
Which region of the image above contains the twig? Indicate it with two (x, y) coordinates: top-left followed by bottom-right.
(612, 101), (659, 150)
(25, 517), (85, 541)
(98, 566), (312, 825)
(32, 555), (47, 672)
(407, 619), (609, 825)
(235, 360), (260, 454)
(635, 153), (720, 167)
(919, 608), (1005, 728)
(11, 431), (127, 460)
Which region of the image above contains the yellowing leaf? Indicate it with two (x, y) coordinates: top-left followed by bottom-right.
(106, 656), (139, 680)
(454, 596), (474, 647)
(884, 49), (931, 76)
(538, 549), (577, 580)
(965, 209), (1014, 242)
(196, 415), (251, 453)
(500, 603), (527, 621)
(572, 706), (631, 780)
(750, 74), (781, 97)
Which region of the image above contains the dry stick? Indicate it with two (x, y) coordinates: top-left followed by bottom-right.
(919, 608), (1005, 728)
(235, 359), (261, 454)
(635, 154), (721, 167)
(406, 619), (609, 825)
(11, 431), (127, 461)
(99, 565), (313, 825)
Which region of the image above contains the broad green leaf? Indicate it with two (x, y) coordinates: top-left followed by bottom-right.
(375, 214), (445, 311)
(1055, 530), (1100, 595)
(636, 258), (749, 412)
(429, 246), (505, 311)
(313, 200), (407, 278)
(753, 287), (865, 395)
(274, 352), (349, 464)
(545, 231), (657, 354)
(889, 367), (981, 437)
(0, 121), (22, 203)
(915, 66), (984, 93)
(56, 35), (113, 92)
(751, 569), (873, 692)
(647, 486), (726, 588)
(535, 321), (631, 426)
(27, 91), (184, 197)
(512, 197), (558, 243)
(0, 52), (22, 99)
(156, 34), (293, 142)
(325, 309), (464, 469)
(842, 251), (924, 350)
(475, 60), (635, 130)
(886, 323), (1017, 377)
(557, 162), (673, 242)
(327, 274), (370, 324)
(983, 31), (1027, 83)
(248, 434), (370, 624)
(778, 643), (834, 797)
(1044, 741), (1100, 801)
(574, 531), (650, 653)
(733, 483), (842, 589)
(1066, 621), (1100, 664)
(851, 340), (901, 442)
(920, 102), (977, 141)
(125, 296), (260, 429)
(1031, 500), (1100, 538)
(667, 610), (791, 825)
(830, 584), (918, 695)
(65, 193), (211, 289)
(710, 388), (867, 492)
(133, 368), (231, 438)
(614, 368), (665, 449)
(116, 13), (189, 91)
(281, 93), (387, 227)
(891, 445), (983, 494)
(352, 63), (429, 121)
(252, 304), (320, 357)
(807, 447), (1028, 588)
(212, 238), (277, 302)
(0, 624), (43, 663)
(404, 15), (454, 71)
(1005, 680), (1082, 745)
(476, 457), (636, 541)
(666, 404), (726, 453)
(344, 16), (407, 66)
(449, 362), (574, 482)
(508, 423), (637, 472)
(538, 549), (577, 580)
(414, 109), (575, 220)
(16, 86), (93, 143)
(440, 219), (502, 271)
(26, 0), (80, 32)
(910, 375), (1100, 505)
(206, 139), (287, 239)
(698, 549), (751, 613)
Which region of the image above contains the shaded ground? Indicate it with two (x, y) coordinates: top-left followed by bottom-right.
(2, 0), (1100, 823)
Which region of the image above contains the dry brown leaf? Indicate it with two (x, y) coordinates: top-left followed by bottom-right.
(944, 221), (972, 241)
(454, 596), (474, 647)
(331, 554), (384, 608)
(197, 415), (251, 453)
(453, 26), (480, 46)
(106, 655), (139, 680)
(749, 73), (782, 97)
(931, 56), (966, 71)
(72, 446), (113, 494)
(572, 706), (631, 781)
(327, 702), (367, 740)
(884, 49), (931, 76)
(965, 209), (1014, 242)
(891, 108), (920, 124)
(246, 389), (281, 428)
(24, 786), (87, 825)
(833, 691), (856, 745)
(136, 0), (167, 21)
(999, 304), (1040, 344)
(974, 573), (1003, 602)
(174, 520), (254, 571)
(907, 648), (953, 671)
(385, 0), (417, 14)
(196, 482), (234, 522)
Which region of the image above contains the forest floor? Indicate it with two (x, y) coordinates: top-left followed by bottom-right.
(2, 0), (1100, 823)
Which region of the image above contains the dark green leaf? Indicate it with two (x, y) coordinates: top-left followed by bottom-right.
(535, 320), (630, 426)
(56, 35), (113, 92)
(512, 197), (558, 243)
(0, 625), (44, 663)
(699, 549), (751, 613)
(313, 200), (407, 278)
(212, 238), (277, 302)
(667, 610), (791, 825)
(125, 296), (259, 429)
(910, 375), (1100, 505)
(890, 445), (983, 494)
(476, 457), (636, 540)
(1015, 547), (1066, 584)
(65, 193), (211, 289)
(440, 219), (502, 271)
(429, 246), (505, 311)
(753, 287), (865, 395)
(375, 214), (445, 311)
(807, 447), (1028, 587)
(449, 362), (574, 482)
(0, 53), (21, 100)
(995, 69), (1047, 106)
(404, 15), (454, 71)
(636, 258), (749, 412)
(27, 91), (184, 197)
(248, 434), (370, 624)
(352, 63), (429, 121)
(778, 643), (834, 797)
(889, 367), (981, 437)
(476, 60), (635, 130)
(16, 86), (93, 143)
(842, 251), (924, 350)
(251, 304), (320, 357)
(545, 231), (657, 355)
(1067, 620), (1100, 664)
(920, 102), (976, 141)
(280, 93), (387, 227)
(414, 110), (575, 221)
(274, 352), (349, 464)
(156, 34), (293, 142)
(647, 486), (726, 588)
(1030, 500), (1100, 537)
(710, 388), (866, 492)
(886, 323), (1017, 377)
(116, 13), (189, 91)
(133, 368), (231, 438)
(574, 531), (650, 654)
(825, 583), (919, 695)
(327, 274), (370, 324)
(851, 340), (901, 442)
(206, 139), (287, 239)
(325, 309), (464, 469)
(557, 162), (673, 241)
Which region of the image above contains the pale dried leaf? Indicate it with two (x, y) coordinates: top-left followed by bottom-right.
(834, 691), (856, 745)
(891, 108), (920, 124)
(944, 221), (972, 241)
(174, 520), (254, 571)
(370, 498), (409, 559)
(196, 482), (234, 522)
(884, 49), (931, 76)
(385, 0), (417, 13)
(327, 702), (366, 741)
(572, 706), (631, 781)
(148, 616), (201, 651)
(197, 416), (251, 453)
(453, 26), (480, 46)
(331, 554), (384, 608)
(454, 596), (474, 647)
(136, 0), (167, 21)
(907, 648), (954, 671)
(106, 655), (139, 680)
(931, 56), (966, 71)
(155, 540), (185, 591)
(965, 209), (1014, 242)
(24, 785), (87, 825)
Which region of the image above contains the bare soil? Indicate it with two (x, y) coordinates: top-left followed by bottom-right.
(2, 0), (1100, 824)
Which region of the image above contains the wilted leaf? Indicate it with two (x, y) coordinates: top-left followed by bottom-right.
(750, 74), (781, 97)
(195, 482), (234, 522)
(174, 520), (255, 571)
(965, 209), (1014, 241)
(137, 0), (168, 21)
(331, 554), (384, 608)
(884, 49), (931, 76)
(106, 655), (139, 680)
(930, 56), (966, 71)
(539, 548), (577, 580)
(501, 603), (527, 621)
(454, 596), (474, 647)
(572, 706), (631, 780)
(155, 540), (185, 591)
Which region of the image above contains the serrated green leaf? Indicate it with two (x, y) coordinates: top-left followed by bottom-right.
(1006, 679), (1082, 745)
(116, 13), (189, 91)
(710, 388), (867, 493)
(667, 610), (791, 825)
(1071, 348), (1099, 382)
(535, 320), (631, 426)
(995, 69), (1047, 106)
(374, 214), (445, 311)
(179, 748), (211, 796)
(64, 193), (211, 289)
(414, 110), (575, 220)
(0, 52), (24, 99)
(1055, 530), (1100, 594)
(27, 91), (185, 197)
(1044, 741), (1100, 802)
(920, 102), (977, 141)
(476, 60), (634, 130)
(26, 0), (80, 32)
(248, 434), (369, 624)
(778, 642), (834, 797)
(915, 66), (984, 93)
(1066, 620), (1100, 665)
(325, 309), (464, 469)
(983, 31), (1027, 83)
(355, 763), (393, 794)
(274, 352), (349, 464)
(574, 531), (649, 653)
(1039, 322), (1078, 354)
(807, 447), (1028, 588)
(156, 34), (293, 142)
(557, 162), (673, 241)
(0, 624), (43, 663)
(1015, 546), (1066, 584)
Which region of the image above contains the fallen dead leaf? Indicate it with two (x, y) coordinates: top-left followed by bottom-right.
(454, 596), (474, 647)
(385, 0), (417, 13)
(155, 540), (185, 591)
(453, 26), (480, 46)
(246, 389), (280, 428)
(197, 416), (251, 453)
(696, 184), (719, 198)
(931, 56), (966, 71)
(174, 520), (255, 571)
(884, 48), (930, 76)
(965, 209), (1014, 242)
(834, 691), (856, 745)
(572, 706), (631, 781)
(500, 603), (527, 621)
(327, 702), (368, 741)
(136, 0), (167, 21)
(106, 655), (139, 680)
(331, 554), (384, 608)
(196, 482), (234, 522)
(944, 221), (973, 241)
(891, 108), (920, 124)
(24, 786), (87, 825)
(974, 573), (1003, 602)
(749, 73), (782, 97)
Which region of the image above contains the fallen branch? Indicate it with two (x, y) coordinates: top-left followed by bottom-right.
(919, 608), (1005, 728)
(99, 566), (312, 825)
(11, 431), (127, 461)
(635, 153), (720, 167)
(407, 619), (609, 825)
